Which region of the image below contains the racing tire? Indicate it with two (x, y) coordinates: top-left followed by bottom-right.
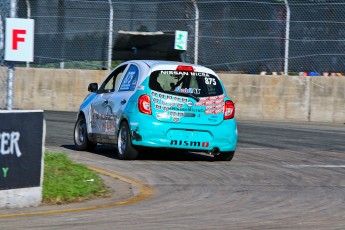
(117, 122), (138, 160)
(74, 115), (97, 151)
(214, 151), (235, 161)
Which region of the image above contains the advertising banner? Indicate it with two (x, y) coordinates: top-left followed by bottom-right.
(0, 111), (44, 190)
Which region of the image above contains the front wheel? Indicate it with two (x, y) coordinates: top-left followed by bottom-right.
(74, 115), (97, 151)
(117, 122), (138, 160)
(214, 151), (235, 161)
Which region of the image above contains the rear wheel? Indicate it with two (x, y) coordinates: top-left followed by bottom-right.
(117, 122), (138, 160)
(74, 115), (97, 151)
(214, 151), (235, 161)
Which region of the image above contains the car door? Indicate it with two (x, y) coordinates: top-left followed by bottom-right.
(90, 64), (128, 143)
(108, 64), (140, 138)
(90, 63), (140, 144)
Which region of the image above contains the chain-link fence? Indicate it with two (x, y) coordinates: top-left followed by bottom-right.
(1, 0), (344, 73)
(1, 0), (345, 108)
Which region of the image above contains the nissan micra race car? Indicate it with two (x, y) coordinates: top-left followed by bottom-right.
(74, 60), (237, 160)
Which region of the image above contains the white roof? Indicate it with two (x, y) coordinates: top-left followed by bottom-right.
(125, 60), (216, 75)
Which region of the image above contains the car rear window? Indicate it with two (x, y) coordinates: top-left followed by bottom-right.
(149, 70), (223, 97)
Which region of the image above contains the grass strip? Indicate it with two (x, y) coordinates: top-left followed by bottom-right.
(43, 152), (110, 205)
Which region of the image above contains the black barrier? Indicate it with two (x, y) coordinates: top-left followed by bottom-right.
(0, 111), (44, 190)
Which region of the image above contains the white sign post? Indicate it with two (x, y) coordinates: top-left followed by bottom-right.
(4, 18), (34, 110)
(5, 18), (34, 62)
(174, 30), (188, 51)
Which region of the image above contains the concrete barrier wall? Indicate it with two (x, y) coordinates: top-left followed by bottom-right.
(219, 74), (345, 123)
(13, 68), (345, 123)
(14, 68), (107, 112)
(219, 74), (310, 122)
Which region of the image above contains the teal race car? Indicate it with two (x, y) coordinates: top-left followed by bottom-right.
(74, 60), (237, 161)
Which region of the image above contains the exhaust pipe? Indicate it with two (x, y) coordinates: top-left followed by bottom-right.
(208, 147), (220, 156)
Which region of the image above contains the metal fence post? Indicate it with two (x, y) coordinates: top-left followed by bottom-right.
(0, 15), (3, 67)
(7, 62), (14, 110)
(7, 0), (17, 110)
(26, 0), (31, 68)
(192, 0), (199, 65)
(107, 0), (113, 70)
(284, 0), (290, 75)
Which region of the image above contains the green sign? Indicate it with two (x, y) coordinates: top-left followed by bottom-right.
(174, 30), (188, 50)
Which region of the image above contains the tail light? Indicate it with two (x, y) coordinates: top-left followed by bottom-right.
(224, 100), (235, 120)
(176, 65), (194, 72)
(138, 94), (151, 115)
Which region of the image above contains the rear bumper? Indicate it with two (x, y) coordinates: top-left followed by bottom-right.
(129, 115), (237, 152)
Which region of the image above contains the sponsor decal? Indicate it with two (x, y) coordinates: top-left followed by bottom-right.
(91, 105), (116, 133)
(160, 70), (189, 76)
(186, 101), (193, 107)
(156, 113), (171, 119)
(206, 104), (223, 111)
(170, 111), (184, 122)
(174, 87), (201, 94)
(170, 107), (205, 113)
(208, 115), (218, 122)
(195, 94), (225, 115)
(93, 114), (116, 121)
(150, 90), (226, 120)
(120, 66), (138, 91)
(170, 140), (210, 148)
(202, 142), (210, 147)
(159, 70), (210, 77)
(204, 77), (217, 85)
(205, 108), (223, 114)
(120, 71), (136, 90)
(101, 121), (116, 132)
(190, 72), (210, 77)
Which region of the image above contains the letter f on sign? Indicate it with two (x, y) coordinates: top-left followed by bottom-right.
(12, 29), (26, 50)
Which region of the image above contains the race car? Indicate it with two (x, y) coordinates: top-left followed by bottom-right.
(74, 60), (237, 160)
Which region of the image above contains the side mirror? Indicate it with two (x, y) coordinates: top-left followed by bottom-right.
(88, 83), (98, 92)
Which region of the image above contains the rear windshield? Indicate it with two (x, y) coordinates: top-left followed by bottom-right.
(149, 70), (223, 97)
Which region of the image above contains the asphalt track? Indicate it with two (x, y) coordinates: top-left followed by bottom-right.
(1, 110), (345, 229)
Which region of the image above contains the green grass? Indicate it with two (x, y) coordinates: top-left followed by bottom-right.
(43, 152), (110, 205)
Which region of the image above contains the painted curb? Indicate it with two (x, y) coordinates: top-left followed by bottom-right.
(0, 166), (155, 219)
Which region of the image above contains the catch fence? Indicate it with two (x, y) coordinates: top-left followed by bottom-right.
(1, 0), (345, 108)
